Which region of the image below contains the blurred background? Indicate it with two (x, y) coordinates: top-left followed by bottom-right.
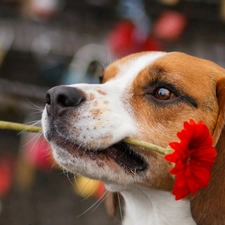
(0, 0), (225, 224)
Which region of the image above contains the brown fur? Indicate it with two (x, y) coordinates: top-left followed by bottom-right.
(128, 53), (221, 191)
(104, 52), (225, 224)
(191, 78), (225, 225)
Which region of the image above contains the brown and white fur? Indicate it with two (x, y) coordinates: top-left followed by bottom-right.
(42, 52), (225, 225)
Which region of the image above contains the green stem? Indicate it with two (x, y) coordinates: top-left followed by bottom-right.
(0, 121), (172, 155)
(124, 138), (172, 155)
(0, 121), (42, 133)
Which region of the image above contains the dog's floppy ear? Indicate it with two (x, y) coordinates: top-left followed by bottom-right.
(105, 192), (119, 218)
(191, 77), (225, 225)
(212, 78), (225, 144)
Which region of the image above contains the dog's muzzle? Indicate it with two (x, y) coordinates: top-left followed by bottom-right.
(43, 85), (147, 174)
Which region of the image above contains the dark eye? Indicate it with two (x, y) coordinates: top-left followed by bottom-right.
(153, 87), (176, 100)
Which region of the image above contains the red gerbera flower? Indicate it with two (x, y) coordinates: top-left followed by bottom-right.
(164, 119), (217, 200)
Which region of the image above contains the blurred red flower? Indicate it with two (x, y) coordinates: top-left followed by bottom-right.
(165, 119), (217, 200)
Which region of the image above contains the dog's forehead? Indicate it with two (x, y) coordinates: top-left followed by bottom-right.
(105, 51), (224, 84)
(152, 52), (225, 82)
(104, 51), (167, 83)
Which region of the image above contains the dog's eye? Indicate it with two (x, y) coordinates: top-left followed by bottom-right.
(154, 87), (176, 100)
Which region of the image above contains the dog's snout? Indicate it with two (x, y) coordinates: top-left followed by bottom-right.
(45, 85), (85, 116)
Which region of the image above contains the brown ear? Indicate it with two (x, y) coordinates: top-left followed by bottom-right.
(104, 192), (119, 218)
(212, 78), (225, 144)
(191, 78), (225, 225)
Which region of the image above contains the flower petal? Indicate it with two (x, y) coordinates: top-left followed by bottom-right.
(165, 119), (217, 200)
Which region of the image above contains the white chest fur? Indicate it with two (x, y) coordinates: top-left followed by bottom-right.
(121, 187), (196, 225)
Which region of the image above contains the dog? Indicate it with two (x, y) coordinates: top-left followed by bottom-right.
(42, 51), (225, 225)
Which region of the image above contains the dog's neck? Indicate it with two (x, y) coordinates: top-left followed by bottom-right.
(120, 187), (196, 225)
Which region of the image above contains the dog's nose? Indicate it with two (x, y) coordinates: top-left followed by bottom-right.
(45, 85), (85, 116)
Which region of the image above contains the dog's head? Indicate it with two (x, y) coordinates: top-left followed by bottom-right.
(42, 51), (225, 223)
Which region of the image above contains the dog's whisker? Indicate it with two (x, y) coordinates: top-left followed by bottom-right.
(18, 120), (42, 135)
(77, 177), (92, 197)
(64, 171), (74, 186)
(72, 174), (81, 192)
(25, 120), (41, 126)
(50, 160), (58, 170)
(26, 100), (44, 113)
(26, 135), (53, 164)
(61, 171), (69, 179)
(21, 132), (43, 150)
(81, 180), (101, 201)
(77, 191), (108, 218)
(27, 112), (42, 118)
(60, 168), (70, 178)
(90, 191), (109, 213)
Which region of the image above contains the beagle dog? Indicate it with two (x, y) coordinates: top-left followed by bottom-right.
(42, 52), (225, 225)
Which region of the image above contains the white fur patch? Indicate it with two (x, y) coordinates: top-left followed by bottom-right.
(111, 51), (167, 84)
(121, 187), (196, 225)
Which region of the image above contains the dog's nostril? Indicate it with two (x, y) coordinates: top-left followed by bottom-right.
(57, 92), (85, 108)
(57, 94), (72, 107)
(46, 93), (51, 105)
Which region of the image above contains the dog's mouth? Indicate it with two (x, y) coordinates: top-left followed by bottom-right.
(103, 142), (147, 173)
(53, 135), (147, 173)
